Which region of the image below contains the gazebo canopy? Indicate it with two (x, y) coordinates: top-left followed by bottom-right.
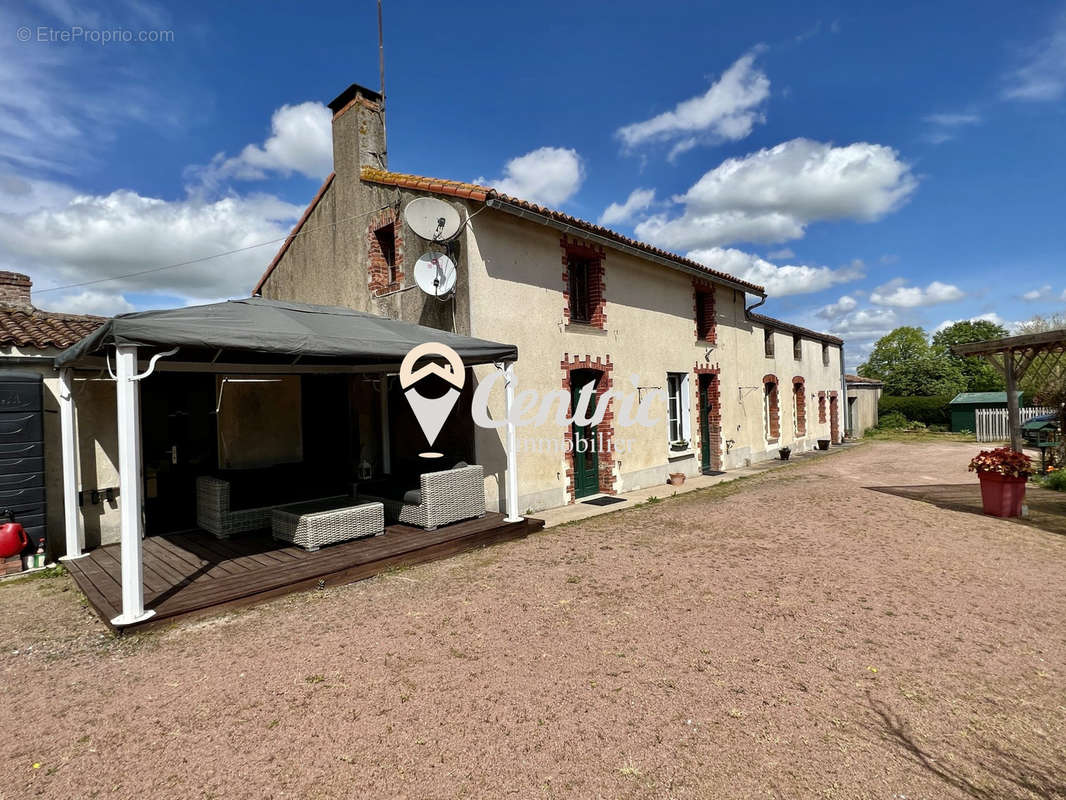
(55, 297), (518, 369)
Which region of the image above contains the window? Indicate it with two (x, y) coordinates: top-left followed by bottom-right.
(374, 224), (398, 284)
(694, 289), (715, 341)
(822, 342), (830, 366)
(666, 372), (691, 445)
(568, 258), (591, 323)
(793, 334), (802, 360)
(764, 328), (775, 358)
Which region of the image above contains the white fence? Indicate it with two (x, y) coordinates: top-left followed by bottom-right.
(975, 407), (1055, 442)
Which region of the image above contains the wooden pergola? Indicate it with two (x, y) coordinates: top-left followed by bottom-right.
(953, 328), (1066, 451)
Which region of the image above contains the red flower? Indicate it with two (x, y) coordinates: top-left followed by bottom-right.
(968, 447), (1033, 479)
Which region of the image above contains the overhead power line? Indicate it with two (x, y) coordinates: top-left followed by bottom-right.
(33, 204), (393, 295)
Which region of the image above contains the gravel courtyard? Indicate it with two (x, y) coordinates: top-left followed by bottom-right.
(2, 441), (1065, 799)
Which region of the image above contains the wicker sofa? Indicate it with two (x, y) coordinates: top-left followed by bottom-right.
(196, 472), (347, 539)
(355, 463), (486, 530)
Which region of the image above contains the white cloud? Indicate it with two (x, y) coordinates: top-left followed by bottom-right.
(0, 174), (77, 214)
(477, 147), (584, 207)
(767, 247), (794, 259)
(687, 247), (864, 296)
(0, 4), (164, 175)
(190, 102), (334, 186)
(924, 112), (981, 126)
(869, 278), (965, 308)
(49, 289), (136, 317)
(923, 111), (981, 144)
(815, 294), (858, 320)
(634, 138), (917, 250)
(0, 187), (302, 305)
(827, 308), (899, 340)
(933, 313), (1019, 335)
(1001, 12), (1066, 101)
(1021, 284), (1054, 301)
(615, 49), (770, 154)
(598, 188), (655, 226)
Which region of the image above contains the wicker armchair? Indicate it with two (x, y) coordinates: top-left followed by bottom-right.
(356, 464), (486, 530)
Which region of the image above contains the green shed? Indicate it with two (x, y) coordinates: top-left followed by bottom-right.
(948, 391), (1024, 432)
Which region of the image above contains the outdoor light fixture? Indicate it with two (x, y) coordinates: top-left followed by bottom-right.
(214, 377), (284, 414)
(357, 458), (373, 481)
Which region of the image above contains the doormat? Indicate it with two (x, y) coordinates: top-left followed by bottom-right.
(582, 496), (627, 507)
(702, 470), (726, 476)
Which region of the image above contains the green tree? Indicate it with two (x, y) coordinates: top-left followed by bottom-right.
(859, 326), (967, 397)
(931, 319), (1007, 392)
(858, 326), (928, 382)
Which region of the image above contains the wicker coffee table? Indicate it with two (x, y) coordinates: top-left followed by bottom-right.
(271, 498), (385, 551)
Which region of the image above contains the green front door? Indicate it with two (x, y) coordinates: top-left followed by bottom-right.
(699, 374), (714, 474)
(571, 369), (600, 498)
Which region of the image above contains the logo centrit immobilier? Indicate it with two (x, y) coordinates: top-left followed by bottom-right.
(400, 343), (666, 457)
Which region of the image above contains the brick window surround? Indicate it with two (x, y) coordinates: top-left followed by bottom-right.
(829, 390), (840, 442)
(763, 374), (780, 442)
(560, 354), (616, 502)
(694, 364), (722, 472)
(792, 377), (806, 436)
(561, 235), (606, 329)
(693, 279), (717, 343)
(367, 209), (404, 297)
(818, 391), (827, 424)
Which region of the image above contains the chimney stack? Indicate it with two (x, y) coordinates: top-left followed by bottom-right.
(327, 82), (386, 178)
(0, 272), (33, 311)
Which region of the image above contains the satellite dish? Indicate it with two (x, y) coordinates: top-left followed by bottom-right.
(413, 252), (457, 298)
(404, 198), (462, 241)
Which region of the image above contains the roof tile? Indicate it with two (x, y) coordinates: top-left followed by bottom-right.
(0, 306), (104, 349)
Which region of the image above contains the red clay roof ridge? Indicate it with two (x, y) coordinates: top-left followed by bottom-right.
(358, 167), (766, 295)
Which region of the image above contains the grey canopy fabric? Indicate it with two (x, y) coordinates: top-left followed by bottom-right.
(55, 297), (518, 367)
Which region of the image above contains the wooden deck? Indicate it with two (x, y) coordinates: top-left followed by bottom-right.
(67, 512), (544, 633)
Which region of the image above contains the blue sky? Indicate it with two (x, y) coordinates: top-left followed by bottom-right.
(2, 0), (1065, 365)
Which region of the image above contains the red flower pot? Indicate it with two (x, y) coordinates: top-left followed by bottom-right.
(977, 472), (1027, 518)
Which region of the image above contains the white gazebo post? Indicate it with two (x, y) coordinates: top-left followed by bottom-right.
(112, 345), (153, 626)
(57, 368), (85, 561)
(502, 363), (523, 523)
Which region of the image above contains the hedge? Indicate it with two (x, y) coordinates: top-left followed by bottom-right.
(878, 395), (953, 426)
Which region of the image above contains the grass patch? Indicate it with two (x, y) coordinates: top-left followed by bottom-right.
(1039, 468), (1066, 492)
(0, 563), (68, 588)
(863, 429), (977, 444)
